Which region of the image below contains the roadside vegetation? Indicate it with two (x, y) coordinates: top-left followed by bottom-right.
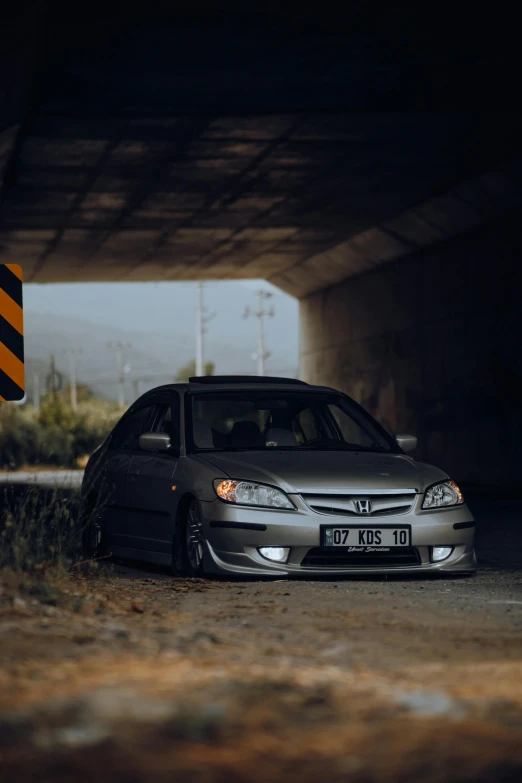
(0, 385), (111, 576)
(0, 386), (121, 470)
(0, 485), (79, 572)
(0, 479), (100, 661)
(0, 470), (109, 577)
(175, 359), (215, 382)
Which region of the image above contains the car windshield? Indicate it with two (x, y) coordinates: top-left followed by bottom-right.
(188, 391), (397, 453)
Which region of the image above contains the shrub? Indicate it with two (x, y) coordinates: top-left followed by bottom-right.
(1, 395), (115, 573)
(0, 395), (123, 469)
(0, 405), (41, 468)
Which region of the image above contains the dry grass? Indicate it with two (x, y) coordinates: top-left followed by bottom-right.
(0, 485), (82, 574)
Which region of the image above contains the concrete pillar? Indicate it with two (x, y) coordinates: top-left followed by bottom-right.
(299, 212), (522, 486)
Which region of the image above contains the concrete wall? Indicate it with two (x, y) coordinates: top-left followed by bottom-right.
(300, 212), (522, 486)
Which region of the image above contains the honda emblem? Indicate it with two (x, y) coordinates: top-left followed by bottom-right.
(354, 499), (372, 514)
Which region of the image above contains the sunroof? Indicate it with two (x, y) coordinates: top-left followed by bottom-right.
(188, 375), (308, 385)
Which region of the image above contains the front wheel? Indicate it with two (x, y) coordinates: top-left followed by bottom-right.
(80, 498), (108, 560)
(184, 499), (206, 578)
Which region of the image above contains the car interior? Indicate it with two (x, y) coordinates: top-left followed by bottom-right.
(192, 400), (322, 450)
(189, 392), (388, 452)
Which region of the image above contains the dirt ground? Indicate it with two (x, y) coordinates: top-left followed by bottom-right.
(1, 558), (522, 783)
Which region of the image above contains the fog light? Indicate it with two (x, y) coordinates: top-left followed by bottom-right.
(258, 547), (290, 563)
(432, 546), (453, 562)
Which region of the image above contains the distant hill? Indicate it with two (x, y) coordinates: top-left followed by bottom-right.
(23, 310), (298, 403)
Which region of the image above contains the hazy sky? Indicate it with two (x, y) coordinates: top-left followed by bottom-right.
(22, 278), (299, 377)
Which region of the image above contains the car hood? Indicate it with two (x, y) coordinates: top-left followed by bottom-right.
(198, 450), (448, 494)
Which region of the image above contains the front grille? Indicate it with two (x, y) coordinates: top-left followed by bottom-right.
(301, 492), (416, 517)
(301, 547), (421, 568)
(310, 504), (411, 517)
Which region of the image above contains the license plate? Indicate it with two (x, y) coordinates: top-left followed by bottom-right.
(323, 526), (411, 548)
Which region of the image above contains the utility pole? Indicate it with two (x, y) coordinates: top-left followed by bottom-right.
(65, 347), (82, 411)
(132, 378), (140, 400)
(107, 341), (132, 409)
(46, 355), (63, 400)
(243, 289), (274, 376)
(195, 282), (216, 376)
(195, 282), (203, 376)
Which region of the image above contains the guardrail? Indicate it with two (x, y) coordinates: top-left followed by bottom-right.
(0, 471), (84, 489)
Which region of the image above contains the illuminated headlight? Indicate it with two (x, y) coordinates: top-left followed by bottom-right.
(432, 546), (453, 562)
(259, 547), (290, 563)
(213, 479), (294, 509)
(422, 480), (464, 509)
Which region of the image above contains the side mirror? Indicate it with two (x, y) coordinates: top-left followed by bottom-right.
(139, 432), (172, 453)
(395, 433), (418, 453)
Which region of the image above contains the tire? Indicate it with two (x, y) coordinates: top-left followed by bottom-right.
(183, 499), (206, 578)
(80, 498), (108, 560)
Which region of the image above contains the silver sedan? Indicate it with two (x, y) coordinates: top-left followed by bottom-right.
(81, 376), (477, 577)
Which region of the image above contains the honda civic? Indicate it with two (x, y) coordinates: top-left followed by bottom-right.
(81, 376), (477, 577)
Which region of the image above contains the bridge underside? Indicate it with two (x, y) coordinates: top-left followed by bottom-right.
(2, 4), (522, 483)
(1, 5), (521, 294)
(1, 109), (522, 294)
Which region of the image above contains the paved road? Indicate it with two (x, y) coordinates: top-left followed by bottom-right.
(1, 556), (522, 782)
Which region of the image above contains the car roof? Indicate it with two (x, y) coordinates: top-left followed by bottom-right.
(134, 377), (339, 399)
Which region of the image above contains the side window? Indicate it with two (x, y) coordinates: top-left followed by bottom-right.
(152, 395), (181, 453)
(109, 405), (155, 452)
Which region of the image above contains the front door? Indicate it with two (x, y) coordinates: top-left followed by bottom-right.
(126, 394), (181, 554)
(101, 402), (157, 550)
(101, 449), (133, 549)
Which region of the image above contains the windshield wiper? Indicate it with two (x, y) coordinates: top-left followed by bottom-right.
(300, 443), (388, 453)
(195, 446), (270, 452)
(194, 444), (390, 453)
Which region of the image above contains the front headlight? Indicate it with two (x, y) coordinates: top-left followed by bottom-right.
(422, 480), (464, 509)
(213, 479), (294, 509)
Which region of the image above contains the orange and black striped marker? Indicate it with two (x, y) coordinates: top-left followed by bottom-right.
(0, 264), (24, 401)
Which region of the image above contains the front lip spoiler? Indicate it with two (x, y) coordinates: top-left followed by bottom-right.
(203, 541), (477, 577)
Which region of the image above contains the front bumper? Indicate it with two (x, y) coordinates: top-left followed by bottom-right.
(200, 495), (477, 577)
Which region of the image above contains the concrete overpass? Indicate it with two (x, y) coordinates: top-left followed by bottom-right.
(1, 4), (522, 484)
